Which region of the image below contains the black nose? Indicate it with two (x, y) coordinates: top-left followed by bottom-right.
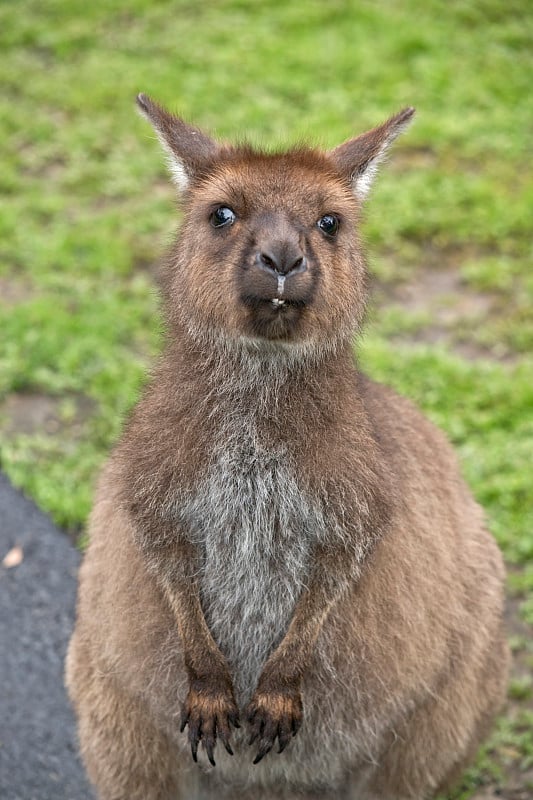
(257, 246), (307, 277)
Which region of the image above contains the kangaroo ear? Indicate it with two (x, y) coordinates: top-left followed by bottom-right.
(329, 107), (415, 201)
(136, 93), (219, 191)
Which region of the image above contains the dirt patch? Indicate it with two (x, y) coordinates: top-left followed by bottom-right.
(23, 155), (67, 181)
(372, 264), (507, 361)
(381, 267), (493, 319)
(0, 392), (96, 438)
(0, 275), (34, 307)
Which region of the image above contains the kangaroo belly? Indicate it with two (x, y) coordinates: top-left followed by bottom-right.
(179, 441), (327, 703)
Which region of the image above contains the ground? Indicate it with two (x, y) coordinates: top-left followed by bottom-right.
(0, 1), (532, 797)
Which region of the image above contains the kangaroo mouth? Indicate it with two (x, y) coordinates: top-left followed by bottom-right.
(240, 294), (308, 340)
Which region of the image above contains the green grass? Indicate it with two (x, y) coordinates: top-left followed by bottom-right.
(1, 1), (532, 795)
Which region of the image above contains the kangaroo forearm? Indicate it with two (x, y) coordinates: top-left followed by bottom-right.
(259, 547), (357, 687)
(163, 580), (229, 678)
(265, 591), (333, 680)
(133, 525), (229, 679)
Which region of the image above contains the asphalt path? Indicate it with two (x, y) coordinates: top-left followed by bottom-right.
(0, 472), (91, 799)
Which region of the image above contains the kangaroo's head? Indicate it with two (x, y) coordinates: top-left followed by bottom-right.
(137, 94), (414, 357)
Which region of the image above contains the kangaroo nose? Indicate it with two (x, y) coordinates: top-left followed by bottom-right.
(258, 247), (307, 277)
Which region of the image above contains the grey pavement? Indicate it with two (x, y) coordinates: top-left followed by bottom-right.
(0, 472), (92, 799)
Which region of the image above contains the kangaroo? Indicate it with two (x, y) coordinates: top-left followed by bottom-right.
(66, 95), (509, 800)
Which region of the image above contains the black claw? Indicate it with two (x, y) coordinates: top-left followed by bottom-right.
(229, 711), (241, 728)
(248, 714), (265, 746)
(202, 723), (217, 767)
(217, 712), (236, 756)
(189, 717), (201, 765)
(277, 718), (292, 753)
(251, 722), (265, 746)
(253, 742), (273, 765)
(179, 708), (189, 733)
(221, 738), (234, 756)
(203, 733), (217, 767)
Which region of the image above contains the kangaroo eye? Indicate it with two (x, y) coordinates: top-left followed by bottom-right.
(210, 206), (236, 228)
(317, 214), (339, 237)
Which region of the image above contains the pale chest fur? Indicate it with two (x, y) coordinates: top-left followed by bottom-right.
(179, 428), (328, 704)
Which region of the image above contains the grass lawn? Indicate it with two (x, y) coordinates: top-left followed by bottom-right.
(1, 1), (532, 796)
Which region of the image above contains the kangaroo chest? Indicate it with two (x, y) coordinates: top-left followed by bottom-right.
(179, 436), (327, 702)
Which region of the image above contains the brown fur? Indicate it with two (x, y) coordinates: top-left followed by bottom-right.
(66, 96), (509, 799)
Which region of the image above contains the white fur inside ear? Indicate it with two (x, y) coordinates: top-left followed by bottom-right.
(136, 103), (190, 192)
(348, 112), (414, 201)
(351, 157), (380, 200)
(158, 137), (190, 191)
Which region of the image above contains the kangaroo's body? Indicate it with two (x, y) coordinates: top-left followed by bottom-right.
(66, 97), (508, 800)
